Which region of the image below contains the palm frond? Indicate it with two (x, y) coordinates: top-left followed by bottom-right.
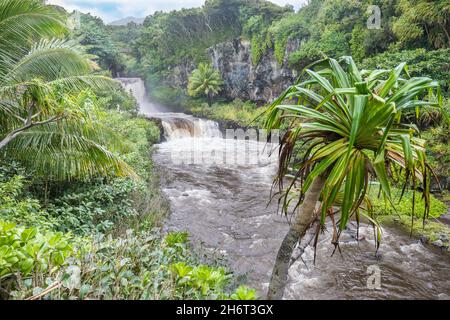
(4, 121), (135, 181)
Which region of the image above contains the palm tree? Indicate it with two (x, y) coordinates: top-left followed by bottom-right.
(264, 56), (441, 299)
(188, 63), (223, 106)
(0, 0), (132, 180)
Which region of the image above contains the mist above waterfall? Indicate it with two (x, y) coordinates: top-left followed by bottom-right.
(116, 78), (169, 115)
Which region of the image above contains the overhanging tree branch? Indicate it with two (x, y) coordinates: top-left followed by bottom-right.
(0, 113), (65, 150)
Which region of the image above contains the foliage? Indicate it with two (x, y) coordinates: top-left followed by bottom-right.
(240, 0), (293, 65)
(131, 0), (294, 81)
(71, 13), (126, 76)
(0, 0), (132, 181)
(392, 0), (450, 50)
(422, 125), (450, 190)
(362, 48), (450, 94)
(38, 110), (161, 236)
(230, 285), (258, 300)
(0, 175), (56, 229)
(2, 225), (255, 300)
(47, 179), (139, 236)
(0, 220), (74, 282)
(369, 188), (447, 219)
(96, 85), (139, 115)
(265, 56), (442, 245)
(188, 63), (223, 106)
(133, 0), (242, 81)
(100, 111), (160, 177)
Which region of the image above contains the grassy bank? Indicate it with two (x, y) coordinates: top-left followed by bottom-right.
(369, 188), (449, 249)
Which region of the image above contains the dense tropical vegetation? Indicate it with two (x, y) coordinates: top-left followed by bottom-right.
(0, 0), (449, 301)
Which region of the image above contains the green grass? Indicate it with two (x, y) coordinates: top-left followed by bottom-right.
(187, 99), (266, 128)
(369, 188), (447, 219)
(370, 187), (449, 248)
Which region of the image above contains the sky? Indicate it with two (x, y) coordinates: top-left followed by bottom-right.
(47, 0), (307, 23)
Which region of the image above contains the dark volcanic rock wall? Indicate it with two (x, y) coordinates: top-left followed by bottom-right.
(163, 37), (299, 103)
(208, 38), (299, 103)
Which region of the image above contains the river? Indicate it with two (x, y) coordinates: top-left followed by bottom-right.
(119, 78), (450, 300)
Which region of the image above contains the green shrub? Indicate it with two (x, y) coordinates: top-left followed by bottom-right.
(370, 188), (447, 219)
(0, 175), (56, 229)
(48, 179), (140, 236)
(422, 125), (450, 190)
(362, 49), (450, 94)
(97, 86), (139, 115)
(0, 221), (74, 280)
(6, 230), (256, 300)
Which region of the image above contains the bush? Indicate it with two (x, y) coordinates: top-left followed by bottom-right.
(5, 229), (255, 300)
(422, 125), (450, 191)
(370, 188), (447, 219)
(362, 49), (450, 94)
(0, 175), (56, 229)
(102, 111), (160, 178)
(0, 220), (75, 299)
(47, 179), (140, 236)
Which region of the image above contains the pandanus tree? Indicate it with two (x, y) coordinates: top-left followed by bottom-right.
(0, 0), (132, 179)
(264, 56), (442, 299)
(188, 63), (223, 107)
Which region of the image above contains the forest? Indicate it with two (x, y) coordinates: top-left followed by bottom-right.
(0, 0), (449, 301)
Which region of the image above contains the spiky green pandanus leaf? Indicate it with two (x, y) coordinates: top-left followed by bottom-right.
(265, 56), (439, 249)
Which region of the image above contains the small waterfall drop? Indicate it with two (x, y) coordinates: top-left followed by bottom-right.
(156, 113), (222, 141)
(116, 77), (168, 115)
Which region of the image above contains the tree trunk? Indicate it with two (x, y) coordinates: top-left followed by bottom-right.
(207, 93), (212, 107)
(267, 175), (326, 300)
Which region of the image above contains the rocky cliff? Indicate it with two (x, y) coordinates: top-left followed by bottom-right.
(165, 37), (299, 103)
(208, 38), (299, 103)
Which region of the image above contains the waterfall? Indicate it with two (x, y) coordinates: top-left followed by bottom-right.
(116, 78), (168, 115)
(116, 78), (222, 141)
(156, 114), (222, 141)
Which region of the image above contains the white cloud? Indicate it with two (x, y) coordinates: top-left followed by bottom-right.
(47, 0), (307, 23)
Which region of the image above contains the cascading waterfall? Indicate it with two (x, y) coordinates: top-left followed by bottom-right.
(116, 77), (168, 114)
(116, 77), (222, 141)
(158, 114), (222, 141)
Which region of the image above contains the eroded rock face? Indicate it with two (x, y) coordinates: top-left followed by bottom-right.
(163, 37), (299, 103)
(165, 59), (196, 89)
(208, 38), (299, 103)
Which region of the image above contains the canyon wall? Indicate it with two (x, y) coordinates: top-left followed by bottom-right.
(208, 38), (299, 103)
(165, 37), (299, 103)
